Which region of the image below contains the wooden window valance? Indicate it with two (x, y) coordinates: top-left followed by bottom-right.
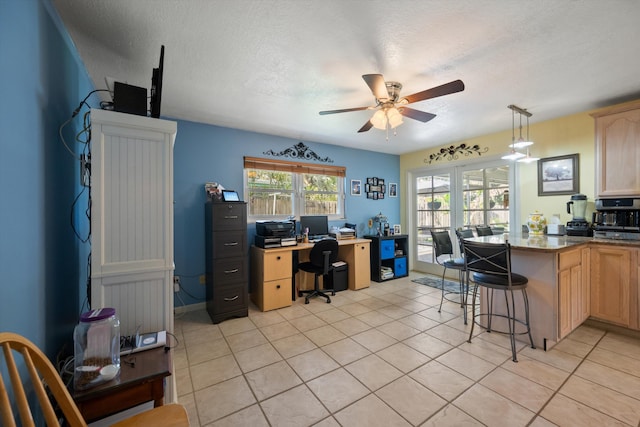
(244, 157), (346, 177)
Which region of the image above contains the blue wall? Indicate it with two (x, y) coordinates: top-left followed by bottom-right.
(172, 120), (400, 306)
(0, 0), (94, 357)
(0, 0), (401, 353)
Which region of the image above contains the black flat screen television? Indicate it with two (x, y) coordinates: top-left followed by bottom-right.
(300, 215), (329, 238)
(150, 45), (164, 118)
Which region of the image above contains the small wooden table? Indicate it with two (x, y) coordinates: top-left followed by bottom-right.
(73, 346), (172, 422)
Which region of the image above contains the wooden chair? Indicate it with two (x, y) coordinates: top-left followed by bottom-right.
(0, 332), (189, 427)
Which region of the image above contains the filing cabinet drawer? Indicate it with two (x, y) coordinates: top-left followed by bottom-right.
(209, 284), (248, 320)
(213, 257), (248, 286)
(210, 203), (246, 231)
(212, 231), (247, 258)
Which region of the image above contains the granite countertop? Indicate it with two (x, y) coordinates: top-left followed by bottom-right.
(470, 233), (640, 252)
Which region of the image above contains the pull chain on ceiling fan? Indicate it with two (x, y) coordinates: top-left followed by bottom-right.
(319, 74), (465, 137)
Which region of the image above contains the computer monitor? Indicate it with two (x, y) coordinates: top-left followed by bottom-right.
(299, 215), (329, 238)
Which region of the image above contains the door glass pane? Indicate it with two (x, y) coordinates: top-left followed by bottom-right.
(416, 173), (451, 264)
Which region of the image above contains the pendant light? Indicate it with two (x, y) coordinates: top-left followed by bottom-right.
(501, 104), (538, 162)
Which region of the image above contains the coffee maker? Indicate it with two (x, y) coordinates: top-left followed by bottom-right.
(566, 194), (592, 236)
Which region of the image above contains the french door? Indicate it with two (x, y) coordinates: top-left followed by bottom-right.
(410, 159), (516, 274)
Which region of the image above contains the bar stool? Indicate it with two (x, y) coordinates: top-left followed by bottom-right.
(462, 239), (535, 362)
(430, 230), (468, 323)
(475, 225), (493, 236)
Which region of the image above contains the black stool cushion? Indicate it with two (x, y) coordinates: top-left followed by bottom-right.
(472, 272), (528, 288)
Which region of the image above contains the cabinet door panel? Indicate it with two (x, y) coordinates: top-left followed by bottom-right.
(590, 247), (630, 326)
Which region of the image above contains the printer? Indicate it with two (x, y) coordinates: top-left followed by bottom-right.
(255, 220), (296, 248)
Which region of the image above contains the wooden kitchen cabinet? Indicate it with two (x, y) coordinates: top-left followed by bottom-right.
(558, 247), (590, 339)
(590, 245), (633, 327)
(591, 99), (640, 198)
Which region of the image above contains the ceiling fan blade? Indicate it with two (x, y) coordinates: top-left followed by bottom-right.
(398, 107), (436, 123)
(362, 74), (389, 101)
(401, 79), (465, 105)
(319, 106), (370, 115)
(357, 120), (373, 133)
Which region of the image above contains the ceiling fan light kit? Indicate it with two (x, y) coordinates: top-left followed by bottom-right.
(501, 104), (539, 163)
(319, 74), (464, 138)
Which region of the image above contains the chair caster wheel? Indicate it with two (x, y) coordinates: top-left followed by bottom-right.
(326, 299), (331, 303)
(305, 299), (309, 304)
(331, 292), (336, 296)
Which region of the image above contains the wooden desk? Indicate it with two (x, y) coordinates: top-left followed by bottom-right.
(250, 238), (371, 311)
(73, 346), (172, 422)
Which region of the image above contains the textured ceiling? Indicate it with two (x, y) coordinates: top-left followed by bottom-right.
(52, 0), (640, 155)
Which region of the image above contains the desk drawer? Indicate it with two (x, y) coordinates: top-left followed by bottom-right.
(261, 278), (292, 311)
(213, 257), (248, 286)
(263, 251), (292, 281)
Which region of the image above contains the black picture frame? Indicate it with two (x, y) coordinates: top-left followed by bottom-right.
(538, 154), (579, 196)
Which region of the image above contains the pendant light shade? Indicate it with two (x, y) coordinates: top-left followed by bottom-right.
(502, 105), (537, 162)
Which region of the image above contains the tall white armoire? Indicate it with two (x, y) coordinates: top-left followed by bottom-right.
(89, 109), (177, 339)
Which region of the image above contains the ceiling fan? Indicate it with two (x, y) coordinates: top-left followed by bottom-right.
(319, 74), (465, 133)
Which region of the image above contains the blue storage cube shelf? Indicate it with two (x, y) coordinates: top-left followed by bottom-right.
(380, 240), (395, 260)
(394, 257), (407, 277)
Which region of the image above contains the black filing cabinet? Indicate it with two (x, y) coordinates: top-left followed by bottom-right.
(205, 201), (248, 323)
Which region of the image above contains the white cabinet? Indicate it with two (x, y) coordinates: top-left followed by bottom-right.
(89, 109), (177, 337)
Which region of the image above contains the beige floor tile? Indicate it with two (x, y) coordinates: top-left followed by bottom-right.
(403, 332), (453, 358)
(334, 394), (411, 427)
(453, 383), (535, 426)
(307, 368), (370, 412)
(377, 305), (413, 320)
(587, 346), (640, 377)
(195, 376), (256, 425)
(189, 354), (242, 391)
(351, 328), (397, 352)
(175, 366), (192, 396)
(321, 337), (371, 365)
(409, 360), (474, 401)
(271, 332), (317, 359)
(345, 354), (403, 391)
(355, 310), (394, 327)
(480, 367), (554, 412)
(217, 316), (256, 336)
(436, 348), (497, 381)
(182, 326), (223, 347)
(330, 316), (372, 336)
(208, 404), (269, 427)
(287, 348), (340, 381)
(597, 332), (640, 360)
(177, 392), (200, 427)
(553, 336), (594, 358)
(457, 338), (513, 365)
(312, 416), (341, 427)
(338, 302), (373, 316)
(541, 393), (630, 427)
(260, 384), (329, 426)
(376, 376), (447, 425)
(426, 324), (470, 347)
(397, 313), (440, 331)
(518, 346), (582, 373)
(575, 359), (640, 398)
(225, 328), (267, 352)
(248, 309), (287, 328)
(565, 324), (606, 346)
(186, 337), (231, 365)
(314, 307), (351, 323)
(376, 342), (430, 373)
(381, 293), (410, 305)
(527, 416), (558, 427)
(234, 342), (283, 373)
(259, 321), (299, 341)
(377, 320), (421, 341)
(559, 375), (640, 425)
(421, 404), (484, 426)
(392, 298), (430, 313)
(300, 299), (335, 314)
(244, 360), (303, 401)
(291, 314), (327, 332)
(173, 347), (188, 370)
(303, 324), (347, 347)
(501, 355), (570, 390)
(277, 304), (312, 321)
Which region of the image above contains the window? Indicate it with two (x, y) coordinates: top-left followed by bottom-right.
(244, 157), (345, 220)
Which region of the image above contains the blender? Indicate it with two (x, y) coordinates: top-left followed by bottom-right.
(566, 194), (592, 236)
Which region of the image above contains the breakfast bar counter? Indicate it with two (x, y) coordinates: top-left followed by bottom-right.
(467, 233), (639, 350)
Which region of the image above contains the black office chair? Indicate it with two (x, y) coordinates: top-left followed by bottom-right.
(475, 226), (493, 236)
(462, 239), (535, 362)
(297, 239), (339, 304)
(431, 231), (469, 323)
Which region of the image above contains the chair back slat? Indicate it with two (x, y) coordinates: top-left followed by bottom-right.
(0, 333), (87, 427)
(430, 231), (454, 258)
(462, 240), (513, 284)
(475, 226), (493, 236)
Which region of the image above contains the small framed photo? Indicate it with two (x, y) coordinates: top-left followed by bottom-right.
(389, 183), (397, 197)
(350, 179), (362, 196)
(393, 224), (401, 234)
(538, 154), (579, 196)
(378, 178), (385, 185)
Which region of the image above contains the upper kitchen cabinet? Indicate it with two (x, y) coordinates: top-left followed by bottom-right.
(592, 99), (640, 198)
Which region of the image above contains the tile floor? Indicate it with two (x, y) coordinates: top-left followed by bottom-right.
(172, 272), (640, 426)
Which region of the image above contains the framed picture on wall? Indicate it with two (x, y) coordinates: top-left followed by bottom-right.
(389, 183), (397, 197)
(351, 179), (362, 196)
(538, 154), (579, 196)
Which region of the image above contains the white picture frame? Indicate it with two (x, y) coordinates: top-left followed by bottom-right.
(393, 224), (401, 235)
(350, 179), (362, 196)
(389, 183), (398, 197)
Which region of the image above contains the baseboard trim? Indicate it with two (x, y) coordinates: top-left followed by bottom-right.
(174, 302), (205, 315)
